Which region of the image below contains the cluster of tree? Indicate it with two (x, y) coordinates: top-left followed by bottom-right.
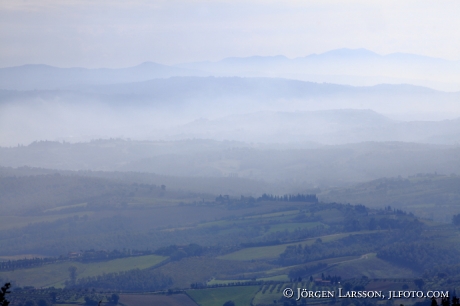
(0, 248), (157, 273)
(215, 193), (318, 204)
(0, 257), (59, 271)
(7, 287), (118, 306)
(257, 193), (318, 203)
(154, 244), (204, 261)
(278, 238), (367, 266)
(277, 229), (420, 266)
(0, 173), (170, 216)
(419, 296), (460, 306)
(1, 283), (10, 306)
(344, 216), (422, 233)
(71, 269), (173, 292)
(74, 248), (153, 263)
(83, 294), (118, 305)
(377, 242), (460, 272)
(287, 263), (329, 280)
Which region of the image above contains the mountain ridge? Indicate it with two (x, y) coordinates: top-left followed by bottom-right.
(2, 48), (460, 91)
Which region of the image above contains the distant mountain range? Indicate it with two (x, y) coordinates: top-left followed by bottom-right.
(1, 49), (460, 146)
(1, 76), (458, 119)
(1, 48), (460, 91)
(176, 48), (460, 91)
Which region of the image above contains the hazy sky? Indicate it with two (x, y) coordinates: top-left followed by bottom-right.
(1, 0), (460, 68)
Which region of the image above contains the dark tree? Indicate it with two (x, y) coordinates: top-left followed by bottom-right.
(68, 266), (77, 286)
(49, 292), (57, 303)
(84, 296), (98, 306)
(442, 297), (450, 306)
(223, 301), (235, 306)
(110, 293), (119, 304)
(0, 283), (11, 306)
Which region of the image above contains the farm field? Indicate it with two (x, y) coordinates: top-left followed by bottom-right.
(0, 254), (167, 288)
(0, 212), (94, 231)
(155, 257), (274, 289)
(217, 232), (375, 261)
(258, 255), (362, 278)
(245, 210), (300, 219)
(187, 286), (260, 306)
(264, 222), (326, 234)
(1, 169), (460, 305)
(324, 253), (418, 279)
(252, 282), (336, 306)
(120, 293), (198, 306)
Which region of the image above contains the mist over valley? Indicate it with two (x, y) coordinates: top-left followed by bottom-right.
(2, 46), (460, 304)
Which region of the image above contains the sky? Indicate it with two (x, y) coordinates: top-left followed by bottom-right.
(1, 0), (460, 68)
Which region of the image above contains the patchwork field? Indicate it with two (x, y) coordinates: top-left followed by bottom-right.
(155, 257), (274, 289)
(217, 232), (363, 261)
(324, 253), (418, 279)
(0, 254), (167, 288)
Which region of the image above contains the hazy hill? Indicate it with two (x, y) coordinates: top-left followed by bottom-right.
(177, 48), (460, 91)
(1, 77), (458, 118)
(163, 110), (460, 144)
(1, 77), (460, 146)
(2, 48), (460, 92)
(0, 62), (207, 90)
(320, 174), (460, 222)
(1, 139), (460, 189)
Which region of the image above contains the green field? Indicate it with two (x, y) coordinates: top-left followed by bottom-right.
(187, 286), (260, 306)
(0, 254), (167, 288)
(245, 210), (300, 219)
(196, 210), (303, 230)
(265, 222), (326, 234)
(120, 293), (198, 306)
(256, 274), (289, 282)
(207, 278), (252, 286)
(324, 253), (418, 279)
(44, 202), (88, 212)
(258, 255), (361, 278)
(253, 283), (301, 306)
(217, 233), (352, 261)
(0, 212), (94, 231)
